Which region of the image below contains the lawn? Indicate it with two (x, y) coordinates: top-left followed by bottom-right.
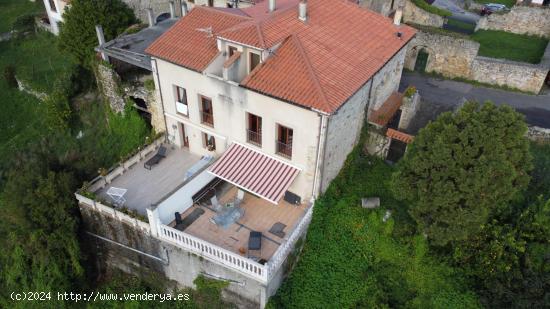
(0, 31), (75, 93)
(470, 30), (549, 64)
(267, 131), (480, 308)
(0, 0), (44, 33)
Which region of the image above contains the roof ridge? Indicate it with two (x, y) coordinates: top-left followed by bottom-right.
(198, 6), (253, 20)
(289, 34), (331, 111)
(255, 21), (267, 48)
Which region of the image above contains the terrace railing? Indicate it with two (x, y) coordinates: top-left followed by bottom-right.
(158, 224), (268, 282)
(265, 204), (313, 280)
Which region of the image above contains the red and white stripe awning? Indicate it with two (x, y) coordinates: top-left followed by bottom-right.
(207, 143), (300, 204)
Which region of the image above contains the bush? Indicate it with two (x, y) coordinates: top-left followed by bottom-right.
(3, 65), (18, 88)
(404, 86), (416, 98)
(144, 79), (155, 91)
(11, 13), (36, 33)
(411, 0), (452, 17)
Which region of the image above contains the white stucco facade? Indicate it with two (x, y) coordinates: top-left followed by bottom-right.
(152, 57), (322, 202)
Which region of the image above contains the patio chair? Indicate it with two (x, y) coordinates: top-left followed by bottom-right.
(268, 222), (287, 238)
(144, 146), (167, 170)
(248, 231), (262, 260)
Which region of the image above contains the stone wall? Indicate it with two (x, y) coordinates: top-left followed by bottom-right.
(96, 62), (166, 133)
(358, 0), (394, 16)
(402, 0), (445, 28)
(476, 6), (550, 38)
(470, 56), (549, 93)
(123, 0), (182, 23)
(321, 46), (407, 193)
(527, 126), (550, 142)
(405, 30), (550, 93)
(404, 30), (479, 78)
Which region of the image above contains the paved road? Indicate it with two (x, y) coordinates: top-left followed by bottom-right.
(399, 72), (550, 128)
(432, 0), (480, 23)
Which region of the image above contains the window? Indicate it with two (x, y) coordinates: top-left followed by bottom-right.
(174, 85), (188, 116)
(49, 0), (57, 12)
(276, 124), (293, 159)
(249, 52), (260, 72)
(203, 132), (216, 151)
(200, 95), (214, 126)
(228, 46), (238, 57)
(247, 113), (262, 146)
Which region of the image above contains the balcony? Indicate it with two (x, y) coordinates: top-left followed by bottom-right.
(201, 111), (214, 127)
(276, 141), (292, 159)
(247, 130), (262, 146)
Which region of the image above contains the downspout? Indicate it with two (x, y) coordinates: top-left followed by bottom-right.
(151, 58), (169, 138)
(311, 113), (329, 200)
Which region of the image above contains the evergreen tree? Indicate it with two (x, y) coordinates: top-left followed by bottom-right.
(58, 0), (136, 66)
(392, 102), (532, 246)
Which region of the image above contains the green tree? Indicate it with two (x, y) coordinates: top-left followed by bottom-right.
(392, 102), (532, 246)
(0, 147), (83, 308)
(58, 0), (136, 66)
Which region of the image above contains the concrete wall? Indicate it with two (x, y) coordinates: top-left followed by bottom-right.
(404, 30), (479, 78)
(321, 47), (408, 193)
(80, 203), (262, 308)
(153, 58), (321, 202)
(402, 0), (445, 28)
(358, 0), (395, 16)
(42, 0), (66, 34)
(476, 6), (550, 38)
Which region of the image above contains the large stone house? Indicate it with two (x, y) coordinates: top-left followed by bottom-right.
(77, 0), (415, 307)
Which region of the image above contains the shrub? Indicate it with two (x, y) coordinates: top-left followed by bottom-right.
(11, 14), (36, 33)
(3, 65), (18, 88)
(404, 86), (416, 98)
(144, 79), (155, 91)
(411, 0), (452, 17)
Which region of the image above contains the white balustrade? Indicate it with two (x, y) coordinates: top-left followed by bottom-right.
(159, 224), (268, 282)
(265, 205), (313, 280)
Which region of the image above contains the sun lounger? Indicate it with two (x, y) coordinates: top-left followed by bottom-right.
(144, 146), (167, 170)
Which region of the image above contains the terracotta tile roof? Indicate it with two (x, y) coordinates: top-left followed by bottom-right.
(146, 7), (250, 71)
(146, 0), (416, 114)
(368, 92), (404, 126)
(386, 128), (414, 144)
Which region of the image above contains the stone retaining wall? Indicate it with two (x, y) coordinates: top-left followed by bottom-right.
(403, 0), (446, 28)
(405, 30), (550, 93)
(404, 31), (479, 78)
(476, 6), (550, 38)
(471, 56), (548, 93)
(528, 126), (550, 142)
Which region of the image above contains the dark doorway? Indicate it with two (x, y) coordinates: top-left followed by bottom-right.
(386, 139), (407, 163)
(156, 13), (171, 23)
(129, 97), (152, 129)
(387, 109), (402, 130)
(208, 0), (214, 6)
(543, 0), (549, 6)
(414, 48), (429, 73)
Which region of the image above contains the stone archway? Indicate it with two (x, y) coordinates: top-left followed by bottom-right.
(156, 12), (171, 23)
(414, 48), (429, 73)
(405, 45), (434, 73)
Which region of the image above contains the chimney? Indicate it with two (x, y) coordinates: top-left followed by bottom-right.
(393, 6), (403, 26)
(298, 1), (307, 22)
(146, 8), (155, 27)
(95, 25), (108, 61)
(181, 1), (188, 16)
(269, 0), (276, 12)
(169, 1), (176, 18)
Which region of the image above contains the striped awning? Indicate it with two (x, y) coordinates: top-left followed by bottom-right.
(207, 143), (300, 204)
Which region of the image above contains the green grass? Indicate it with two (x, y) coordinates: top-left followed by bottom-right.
(268, 131), (480, 308)
(470, 30), (549, 64)
(0, 0), (44, 33)
(446, 18), (476, 33)
(473, 0), (515, 8)
(0, 32), (75, 93)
